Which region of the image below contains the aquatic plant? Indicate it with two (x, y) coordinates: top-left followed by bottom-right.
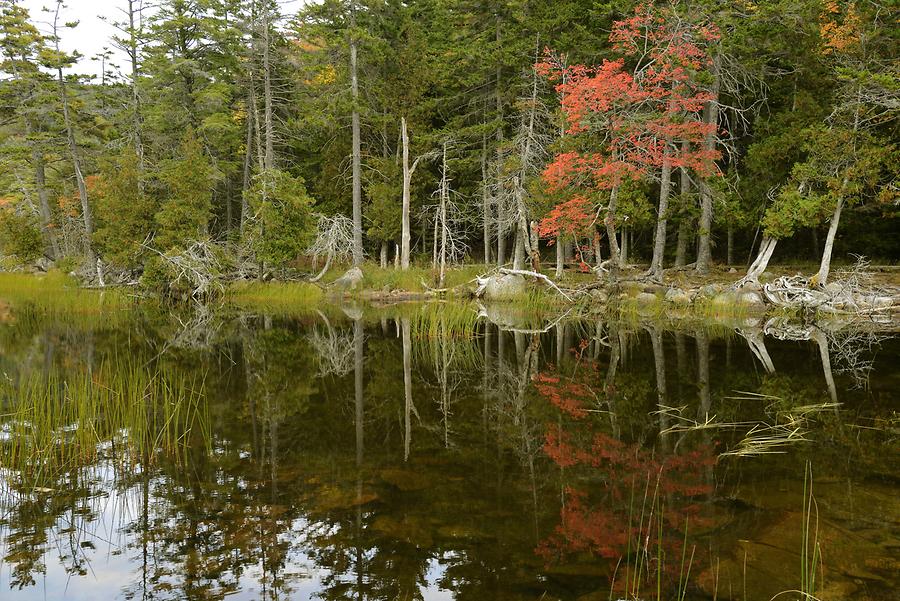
(0, 360), (208, 494)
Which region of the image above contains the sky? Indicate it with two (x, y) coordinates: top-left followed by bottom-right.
(21, 0), (126, 78)
(19, 0), (309, 79)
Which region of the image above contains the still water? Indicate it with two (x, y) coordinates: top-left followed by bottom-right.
(0, 300), (897, 600)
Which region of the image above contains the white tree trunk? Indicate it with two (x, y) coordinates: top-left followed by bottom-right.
(813, 197), (844, 286)
(401, 117), (412, 270)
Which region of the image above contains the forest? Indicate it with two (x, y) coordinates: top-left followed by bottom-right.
(0, 0), (897, 297)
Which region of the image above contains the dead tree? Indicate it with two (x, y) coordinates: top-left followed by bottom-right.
(308, 214), (354, 282)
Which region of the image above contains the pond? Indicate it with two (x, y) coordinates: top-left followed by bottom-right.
(0, 296), (897, 600)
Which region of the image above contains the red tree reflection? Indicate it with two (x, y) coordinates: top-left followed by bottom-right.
(534, 354), (716, 585)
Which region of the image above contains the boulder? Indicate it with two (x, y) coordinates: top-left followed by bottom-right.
(635, 292), (658, 305)
(700, 283), (724, 298)
(332, 266), (364, 291)
(665, 287), (692, 305)
(480, 273), (527, 301)
(34, 257), (54, 272)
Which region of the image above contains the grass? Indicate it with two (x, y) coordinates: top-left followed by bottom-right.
(228, 280), (325, 311)
(0, 271), (131, 318)
(0, 360), (209, 494)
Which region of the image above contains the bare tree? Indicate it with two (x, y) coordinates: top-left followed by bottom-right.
(308, 214), (354, 282)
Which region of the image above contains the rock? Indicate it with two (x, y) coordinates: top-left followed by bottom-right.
(590, 288), (609, 304)
(728, 267), (738, 273)
(332, 266), (364, 291)
(481, 273), (527, 301)
(665, 287), (691, 305)
(740, 291), (765, 306)
(34, 257), (54, 272)
(700, 283), (724, 298)
(635, 292), (658, 304)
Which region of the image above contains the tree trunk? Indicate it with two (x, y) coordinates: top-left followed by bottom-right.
(512, 229), (525, 270)
(649, 146), (673, 280)
(726, 226), (734, 266)
(593, 230), (602, 270)
(675, 141), (692, 268)
(695, 53), (720, 275)
(240, 100), (254, 233)
(261, 6), (275, 171)
(813, 197), (844, 286)
(28, 132), (59, 259)
(605, 185), (622, 269)
(529, 221), (541, 272)
(743, 236), (778, 284)
(554, 236), (563, 279)
(481, 132), (491, 264)
(379, 241), (388, 268)
(401, 117), (412, 270)
(621, 226), (629, 264)
(57, 66), (93, 260)
(127, 0), (144, 174)
(494, 16), (505, 267)
(350, 3), (363, 265)
(439, 142), (449, 286)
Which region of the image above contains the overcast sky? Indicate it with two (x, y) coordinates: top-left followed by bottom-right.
(19, 0), (308, 79)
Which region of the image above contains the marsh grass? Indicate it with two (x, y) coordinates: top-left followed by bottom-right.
(0, 360), (209, 494)
(227, 280), (325, 315)
(0, 272), (131, 323)
(611, 474), (696, 601)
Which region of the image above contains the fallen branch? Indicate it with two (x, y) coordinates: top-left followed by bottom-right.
(498, 268), (576, 302)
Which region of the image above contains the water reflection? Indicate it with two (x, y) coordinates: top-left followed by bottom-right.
(0, 303), (897, 600)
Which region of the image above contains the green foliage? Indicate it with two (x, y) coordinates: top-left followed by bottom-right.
(155, 131), (219, 250)
(93, 147), (154, 270)
(365, 156), (402, 243)
(244, 169), (316, 268)
(0, 207), (43, 262)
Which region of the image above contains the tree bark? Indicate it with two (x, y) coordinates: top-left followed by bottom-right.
(350, 2), (363, 265)
(26, 125), (59, 259)
(695, 53), (721, 275)
(401, 117), (412, 269)
(813, 196), (844, 286)
(494, 16), (505, 267)
(379, 241), (388, 268)
(481, 131), (491, 264)
(621, 226), (629, 264)
(127, 0), (144, 174)
(261, 5), (275, 171)
(554, 236), (563, 279)
(726, 226), (734, 266)
(675, 148), (691, 268)
(57, 67), (93, 260)
(605, 185), (622, 269)
(743, 236), (778, 284)
(649, 145), (673, 280)
(241, 99), (254, 233)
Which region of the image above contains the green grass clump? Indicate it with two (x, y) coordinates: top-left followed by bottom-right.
(0, 271), (131, 318)
(227, 280), (325, 311)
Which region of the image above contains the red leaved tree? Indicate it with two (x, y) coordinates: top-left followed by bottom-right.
(539, 3), (721, 278)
